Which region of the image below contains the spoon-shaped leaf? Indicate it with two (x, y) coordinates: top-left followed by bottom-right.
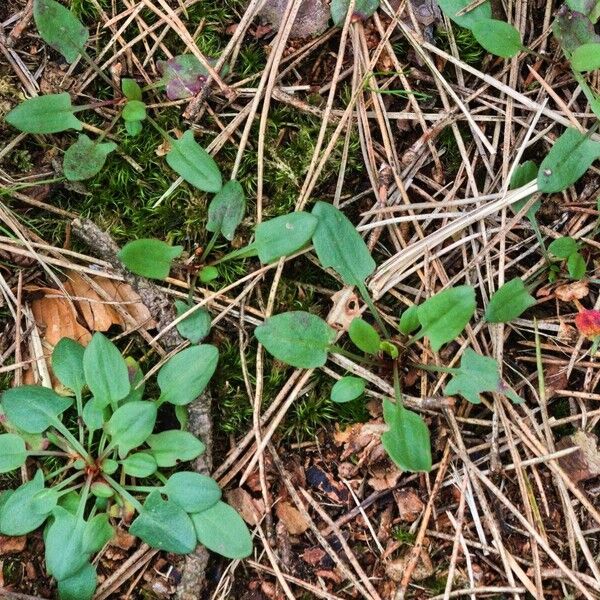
(0, 433), (27, 473)
(311, 201), (375, 286)
(52, 338), (85, 396)
(174, 301), (212, 344)
(330, 376), (365, 403)
(381, 400), (432, 472)
(105, 401), (157, 458)
(57, 562), (97, 600)
(470, 19), (522, 58)
(538, 128), (600, 193)
(121, 453), (157, 478)
(191, 500), (252, 559)
(255, 311), (335, 368)
(164, 472), (221, 513)
(484, 278), (536, 323)
(157, 345), (219, 405)
(45, 506), (87, 580)
(166, 130), (222, 192)
(5, 93), (83, 134)
(63, 134), (117, 181)
(130, 491), (197, 554)
(118, 238), (183, 280)
(33, 0), (89, 63)
(146, 430), (205, 467)
(348, 318), (381, 354)
(1, 385), (72, 433)
(207, 179), (246, 241)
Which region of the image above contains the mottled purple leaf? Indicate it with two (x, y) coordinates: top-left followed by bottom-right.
(157, 55), (227, 101)
(553, 6), (600, 54)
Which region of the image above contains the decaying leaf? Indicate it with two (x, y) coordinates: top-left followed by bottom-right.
(558, 430), (600, 483)
(225, 488), (263, 525)
(386, 548), (434, 582)
(555, 280), (589, 301)
(329, 288), (361, 330)
(394, 489), (424, 522)
(275, 501), (309, 535)
(157, 55), (226, 101)
(257, 0), (330, 39)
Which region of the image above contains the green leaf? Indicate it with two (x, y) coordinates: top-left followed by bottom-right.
(82, 398), (105, 432)
(255, 311), (335, 368)
(164, 472), (221, 512)
(90, 482), (113, 499)
(83, 514), (114, 553)
(330, 376), (365, 403)
(101, 458), (118, 475)
(399, 305), (420, 335)
(83, 333), (130, 408)
(254, 212), (318, 264)
(121, 453), (157, 478)
(470, 19), (522, 58)
(191, 501), (252, 559)
(124, 120), (142, 136)
(166, 130), (222, 192)
(348, 318), (381, 354)
(566, 0), (600, 20)
(5, 93), (83, 134)
(57, 562), (97, 600)
(157, 345), (219, 405)
(568, 251), (587, 279)
(538, 128), (600, 193)
(122, 78), (142, 101)
(571, 42), (600, 70)
(484, 278), (536, 323)
(510, 160), (541, 220)
(175, 301), (211, 344)
(415, 286), (476, 351)
(46, 506), (87, 580)
(121, 357), (145, 403)
(0, 433), (27, 473)
(0, 471), (51, 535)
(199, 266), (219, 283)
(130, 490), (197, 554)
(381, 400), (431, 472)
(444, 348), (522, 404)
(118, 238), (183, 280)
(33, 0), (88, 63)
(330, 0), (379, 25)
(436, 0), (492, 28)
(146, 430), (205, 467)
(52, 338), (85, 396)
(549, 236), (578, 258)
(311, 201), (375, 286)
(121, 100), (146, 122)
(207, 180), (246, 241)
(105, 401), (157, 458)
(63, 134), (117, 181)
(1, 385), (72, 433)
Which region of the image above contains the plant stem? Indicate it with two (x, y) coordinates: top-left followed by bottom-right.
(27, 450), (70, 457)
(75, 390), (84, 445)
(51, 418), (91, 462)
(104, 475), (144, 513)
(210, 243), (258, 266)
(357, 282), (390, 339)
(329, 344), (379, 366)
(123, 485), (158, 493)
(71, 98), (121, 113)
(53, 470), (85, 492)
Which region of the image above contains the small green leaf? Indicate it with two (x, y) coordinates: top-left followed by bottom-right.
(100, 459), (118, 475)
(175, 301), (211, 344)
(146, 430), (205, 467)
(63, 134), (117, 181)
(255, 311), (335, 368)
(549, 236), (578, 258)
(90, 482), (113, 499)
(399, 305), (420, 335)
(130, 490), (197, 554)
(105, 401), (157, 458)
(484, 278), (536, 323)
(568, 251), (587, 279)
(330, 0), (379, 25)
(1, 385), (72, 433)
(348, 318), (381, 354)
(311, 201), (375, 286)
(122, 78), (142, 101)
(0, 434), (27, 473)
(0, 471), (50, 535)
(436, 0), (492, 27)
(82, 398), (105, 432)
(83, 513), (114, 553)
(510, 160), (541, 220)
(118, 238), (183, 280)
(83, 333), (130, 408)
(166, 130), (222, 192)
(124, 120), (142, 136)
(538, 128), (600, 193)
(470, 19), (522, 58)
(121, 453), (157, 478)
(164, 472), (221, 512)
(254, 212), (318, 264)
(571, 42), (600, 71)
(415, 286), (476, 351)
(207, 180), (246, 241)
(330, 376), (365, 403)
(121, 100), (146, 122)
(444, 348), (522, 404)
(5, 93), (83, 134)
(380, 340), (399, 359)
(199, 265), (219, 283)
(191, 501), (252, 559)
(52, 338), (85, 396)
(157, 345), (219, 405)
(33, 0), (88, 63)
(57, 562), (97, 600)
(45, 506), (87, 580)
(381, 400), (431, 472)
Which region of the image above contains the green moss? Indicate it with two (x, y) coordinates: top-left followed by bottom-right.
(436, 26), (485, 67)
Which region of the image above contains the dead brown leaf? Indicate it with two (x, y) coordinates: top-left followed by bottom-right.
(257, 0), (329, 39)
(394, 489), (424, 522)
(226, 488), (263, 525)
(555, 280), (589, 302)
(329, 287), (360, 330)
(0, 535), (26, 555)
(275, 501), (309, 535)
(558, 430), (600, 483)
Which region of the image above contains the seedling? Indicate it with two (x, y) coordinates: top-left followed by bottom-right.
(0, 334), (251, 600)
(548, 236), (587, 280)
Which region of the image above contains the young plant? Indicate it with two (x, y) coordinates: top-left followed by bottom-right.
(0, 334), (251, 600)
(548, 236), (587, 280)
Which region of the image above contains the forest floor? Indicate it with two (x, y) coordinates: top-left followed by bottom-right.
(1, 0), (600, 598)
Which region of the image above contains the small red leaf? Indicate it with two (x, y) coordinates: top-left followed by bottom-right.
(575, 309), (600, 339)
